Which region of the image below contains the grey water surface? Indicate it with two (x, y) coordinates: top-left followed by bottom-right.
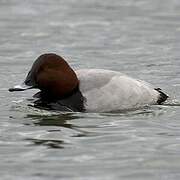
(0, 0), (180, 179)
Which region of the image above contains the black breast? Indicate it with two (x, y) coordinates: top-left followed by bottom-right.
(33, 87), (86, 112)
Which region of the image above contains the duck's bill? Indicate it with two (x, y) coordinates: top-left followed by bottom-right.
(9, 83), (33, 92)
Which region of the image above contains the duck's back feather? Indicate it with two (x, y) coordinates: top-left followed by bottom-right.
(76, 69), (165, 112)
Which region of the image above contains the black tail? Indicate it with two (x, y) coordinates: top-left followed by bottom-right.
(155, 88), (168, 104)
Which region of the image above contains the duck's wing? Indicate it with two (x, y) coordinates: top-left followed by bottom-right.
(76, 69), (167, 112)
(76, 69), (122, 92)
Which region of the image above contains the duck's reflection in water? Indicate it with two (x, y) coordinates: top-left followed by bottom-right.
(25, 138), (66, 149)
(24, 113), (92, 149)
(26, 113), (77, 127)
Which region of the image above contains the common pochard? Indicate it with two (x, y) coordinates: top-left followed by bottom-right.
(9, 53), (168, 112)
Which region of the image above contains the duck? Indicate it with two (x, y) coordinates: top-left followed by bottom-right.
(9, 53), (168, 112)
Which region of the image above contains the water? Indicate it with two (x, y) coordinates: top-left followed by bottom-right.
(0, 0), (180, 179)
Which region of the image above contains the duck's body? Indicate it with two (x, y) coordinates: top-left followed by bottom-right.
(76, 69), (160, 112)
(9, 53), (168, 112)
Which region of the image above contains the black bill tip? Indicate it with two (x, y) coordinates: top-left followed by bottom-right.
(9, 87), (26, 92)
